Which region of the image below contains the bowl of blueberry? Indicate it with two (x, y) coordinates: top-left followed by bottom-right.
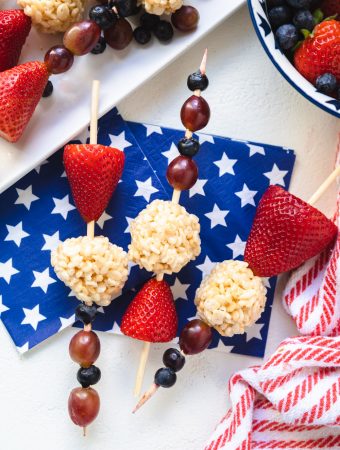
(247, 0), (339, 118)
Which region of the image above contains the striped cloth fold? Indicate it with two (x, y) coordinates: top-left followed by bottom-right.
(205, 336), (340, 450)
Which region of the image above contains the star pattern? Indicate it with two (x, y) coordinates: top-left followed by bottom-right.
(235, 184), (258, 207)
(0, 108), (295, 357)
(264, 163), (288, 186)
(245, 323), (264, 342)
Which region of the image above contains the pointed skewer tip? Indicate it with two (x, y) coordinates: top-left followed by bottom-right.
(132, 384), (159, 414)
(200, 49), (208, 75)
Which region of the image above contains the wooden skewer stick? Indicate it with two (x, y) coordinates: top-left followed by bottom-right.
(87, 79), (100, 239)
(307, 165), (340, 206)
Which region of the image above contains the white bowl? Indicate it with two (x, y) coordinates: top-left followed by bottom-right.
(248, 0), (340, 118)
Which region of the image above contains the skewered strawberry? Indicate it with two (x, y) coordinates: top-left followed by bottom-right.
(294, 20), (340, 85)
(244, 185), (338, 277)
(121, 278), (178, 343)
(0, 10), (31, 72)
(0, 61), (49, 143)
(63, 144), (125, 222)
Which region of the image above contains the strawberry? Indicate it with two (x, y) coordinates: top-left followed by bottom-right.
(0, 10), (31, 72)
(244, 185), (337, 277)
(320, 0), (340, 18)
(294, 20), (340, 85)
(63, 144), (125, 222)
(0, 61), (49, 143)
(121, 278), (178, 343)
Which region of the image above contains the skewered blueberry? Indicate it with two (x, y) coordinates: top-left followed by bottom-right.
(77, 365), (101, 387)
(315, 73), (337, 95)
(154, 21), (174, 42)
(140, 12), (160, 30)
(293, 10), (314, 31)
(114, 0), (139, 17)
(42, 80), (53, 97)
(268, 6), (292, 29)
(91, 36), (107, 54)
(275, 24), (298, 50)
(163, 349), (185, 372)
(154, 368), (177, 388)
(89, 5), (117, 30)
(177, 137), (200, 157)
(187, 71), (209, 91)
(286, 0), (311, 8)
(75, 304), (98, 324)
(133, 27), (151, 45)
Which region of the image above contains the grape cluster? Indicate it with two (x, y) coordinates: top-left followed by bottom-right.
(68, 304), (101, 431)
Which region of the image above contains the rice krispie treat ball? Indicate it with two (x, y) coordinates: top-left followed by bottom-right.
(138, 0), (183, 15)
(195, 260), (267, 337)
(128, 199), (201, 276)
(17, 0), (85, 33)
(51, 236), (128, 306)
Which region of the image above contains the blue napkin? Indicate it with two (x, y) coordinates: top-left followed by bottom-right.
(0, 107), (295, 356)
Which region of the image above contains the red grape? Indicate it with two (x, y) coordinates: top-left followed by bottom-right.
(166, 155), (198, 190)
(179, 319), (212, 355)
(63, 20), (101, 56)
(104, 18), (133, 50)
(171, 6), (200, 32)
(68, 387), (100, 427)
(180, 95), (210, 131)
(44, 46), (74, 74)
(69, 330), (100, 367)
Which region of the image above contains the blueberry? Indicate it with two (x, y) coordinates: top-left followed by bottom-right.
(77, 365), (101, 388)
(275, 24), (299, 49)
(267, 0), (286, 7)
(42, 80), (53, 97)
(91, 36), (107, 54)
(187, 71), (209, 91)
(315, 73), (337, 95)
(286, 0), (311, 8)
(293, 9), (314, 31)
(177, 137), (200, 157)
(154, 20), (174, 42)
(163, 348), (185, 372)
(268, 6), (292, 28)
(89, 5), (117, 30)
(114, 0), (140, 17)
(154, 367), (177, 388)
(133, 26), (151, 45)
(75, 304), (98, 324)
(140, 12), (160, 30)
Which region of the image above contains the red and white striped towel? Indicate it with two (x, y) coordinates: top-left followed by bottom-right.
(205, 336), (340, 450)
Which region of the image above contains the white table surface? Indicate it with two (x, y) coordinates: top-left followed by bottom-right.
(0, 5), (339, 450)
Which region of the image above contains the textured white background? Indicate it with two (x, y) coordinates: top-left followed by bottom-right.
(0, 5), (339, 450)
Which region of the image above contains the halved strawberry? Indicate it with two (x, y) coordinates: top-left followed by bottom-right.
(0, 10), (31, 72)
(63, 144), (125, 222)
(244, 185), (338, 277)
(0, 61), (49, 143)
(121, 278), (178, 343)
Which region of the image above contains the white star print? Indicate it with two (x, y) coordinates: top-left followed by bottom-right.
(0, 259), (18, 283)
(143, 124), (163, 137)
(214, 153), (237, 176)
(124, 217), (134, 233)
(235, 184), (258, 207)
(31, 268), (56, 293)
(59, 314), (75, 330)
(264, 164), (288, 186)
(34, 160), (48, 174)
(205, 204), (229, 228)
(15, 186), (39, 210)
(246, 144), (265, 157)
(5, 222), (29, 247)
(61, 171), (67, 178)
(226, 235), (246, 258)
(0, 296), (9, 315)
(97, 307), (105, 314)
(21, 305), (46, 331)
(262, 278), (271, 288)
(245, 323), (264, 342)
(196, 133), (214, 145)
(134, 177), (158, 202)
(216, 339), (234, 353)
(51, 195), (75, 220)
(96, 212), (113, 229)
(171, 278), (190, 301)
(162, 142), (179, 164)
(109, 131), (132, 151)
(108, 321), (123, 335)
(196, 256), (216, 278)
(17, 342), (29, 354)
(189, 179), (207, 198)
(41, 231), (61, 251)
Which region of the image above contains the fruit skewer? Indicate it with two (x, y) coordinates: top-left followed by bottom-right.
(133, 165), (339, 412)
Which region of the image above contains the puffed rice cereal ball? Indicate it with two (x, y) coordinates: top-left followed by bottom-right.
(17, 0), (85, 33)
(51, 236), (128, 307)
(128, 199), (200, 275)
(138, 0), (183, 15)
(195, 260), (267, 337)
